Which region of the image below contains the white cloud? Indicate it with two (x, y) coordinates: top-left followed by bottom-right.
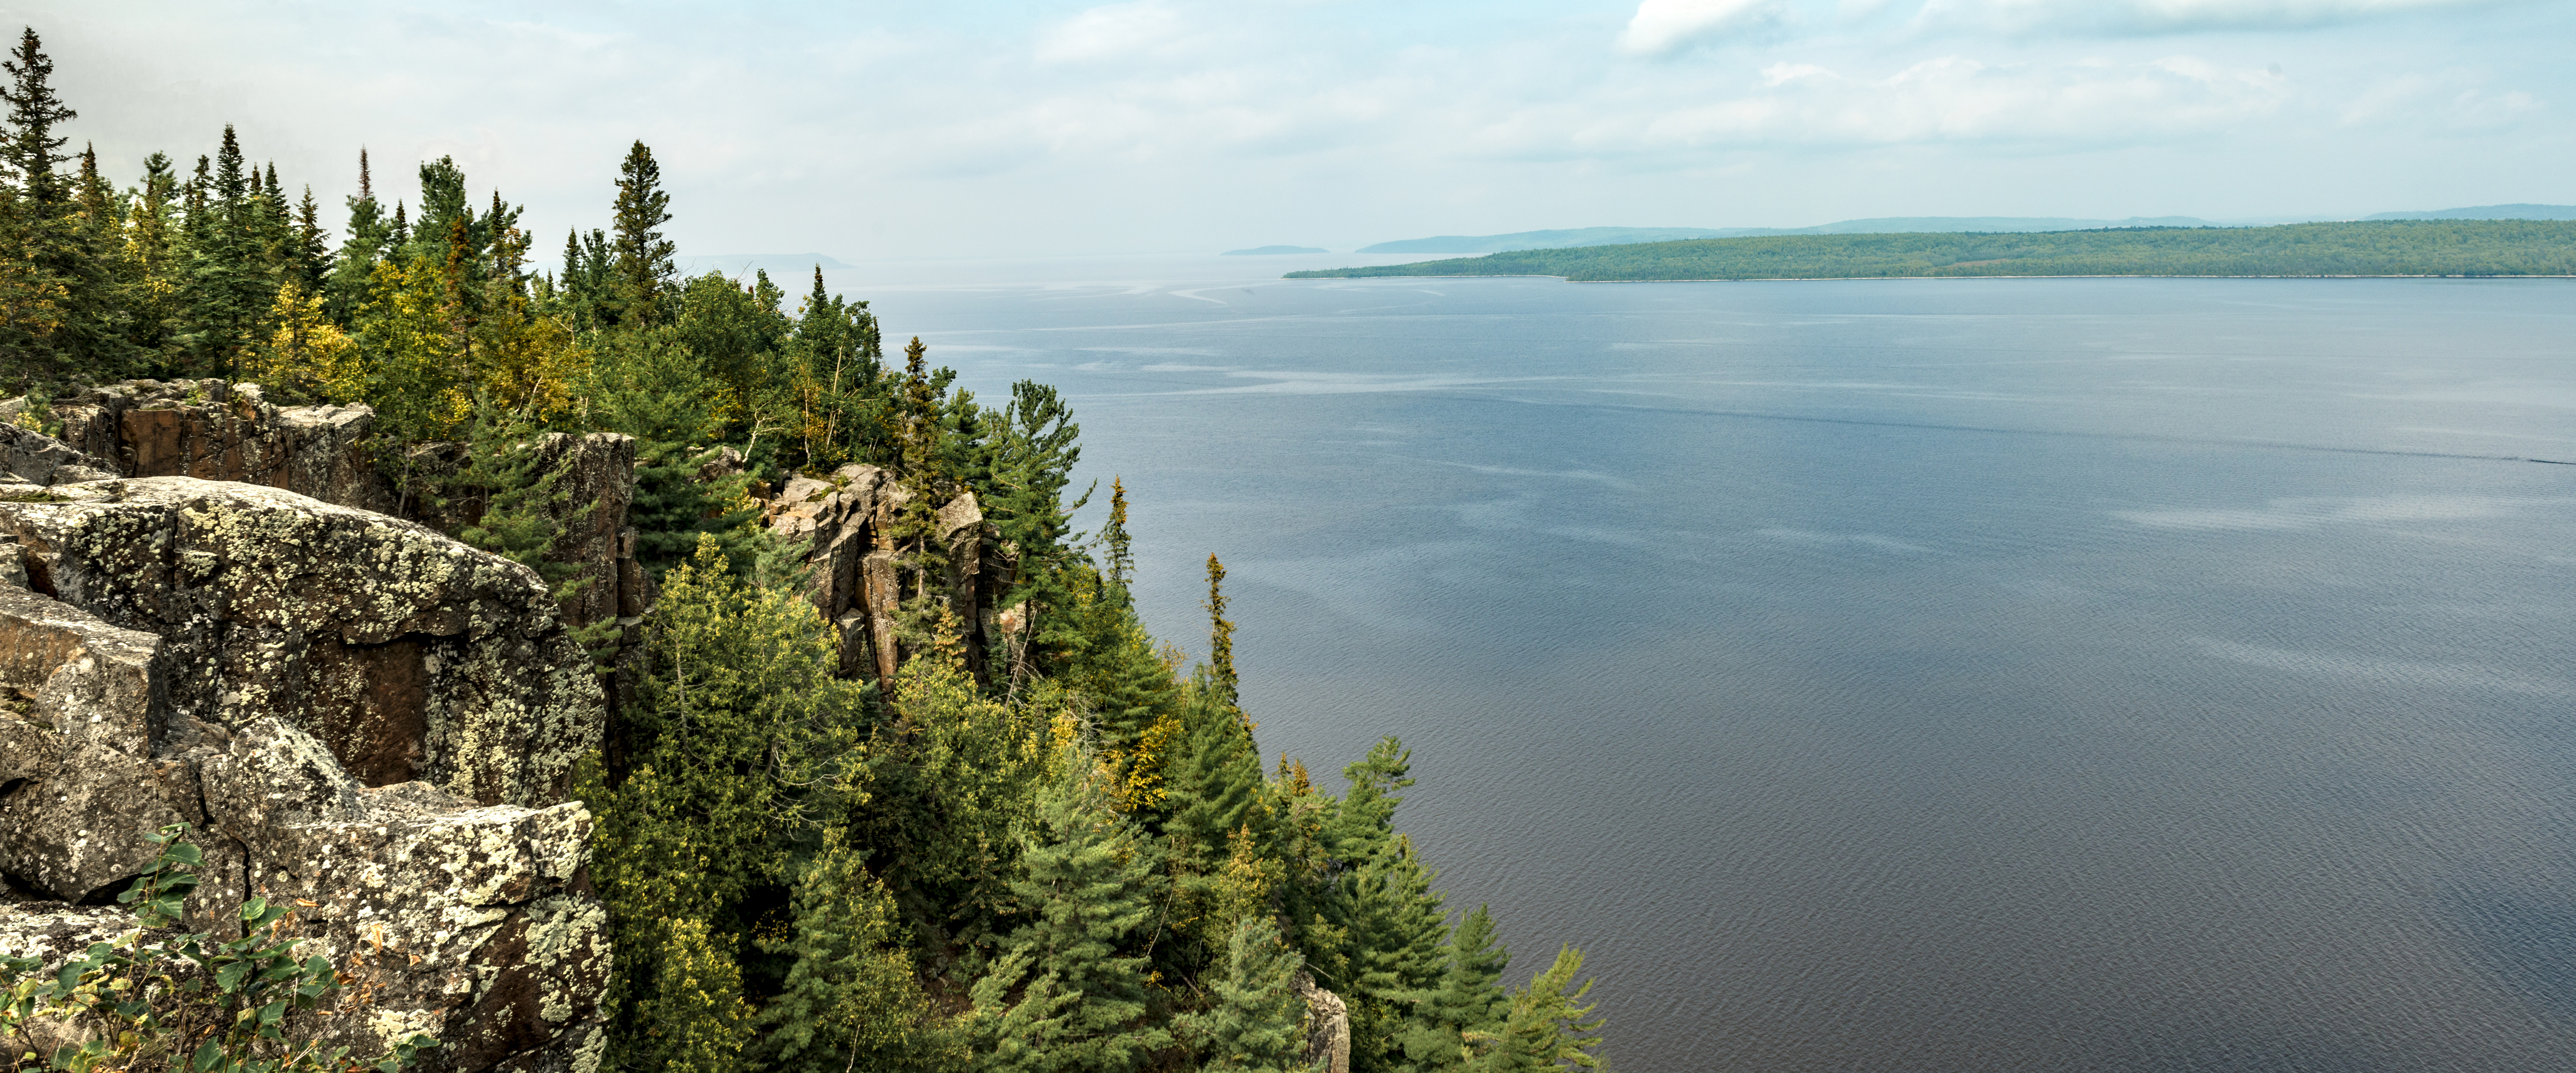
(1619, 0), (1790, 56)
(1636, 53), (2289, 147)
(1920, 0), (2532, 35)
(1036, 1), (1193, 64)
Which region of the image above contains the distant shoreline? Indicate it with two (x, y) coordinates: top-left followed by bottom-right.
(1286, 220), (2576, 283)
(1299, 273), (2576, 283)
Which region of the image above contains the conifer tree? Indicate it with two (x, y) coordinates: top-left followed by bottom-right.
(1472, 947), (1604, 1073)
(1102, 477), (1135, 588)
(654, 917), (756, 1073)
(1397, 905), (1512, 1073)
(1206, 554), (1240, 710)
(1179, 915), (1311, 1072)
(0, 26), (121, 383)
(968, 748), (1171, 1073)
(323, 149), (388, 325)
(611, 139), (676, 324)
(757, 831), (962, 1073)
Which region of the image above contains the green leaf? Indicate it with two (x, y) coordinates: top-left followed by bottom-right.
(216, 960), (252, 991)
(192, 1038), (223, 1072)
(239, 896), (268, 922)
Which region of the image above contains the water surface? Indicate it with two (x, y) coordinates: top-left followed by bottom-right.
(827, 260), (2576, 1072)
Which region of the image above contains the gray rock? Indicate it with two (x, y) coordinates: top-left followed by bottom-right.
(1295, 972), (1352, 1073)
(0, 423), (116, 487)
(0, 476), (607, 1073)
(0, 478), (600, 807)
(757, 468), (1002, 685)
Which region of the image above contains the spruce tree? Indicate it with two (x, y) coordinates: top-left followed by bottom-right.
(1102, 477), (1135, 587)
(1179, 915), (1311, 1072)
(1397, 905), (1512, 1073)
(968, 749), (1171, 1073)
(1472, 947), (1604, 1073)
(611, 139), (676, 324)
(757, 831), (961, 1073)
(0, 26), (122, 384)
(324, 149), (388, 325)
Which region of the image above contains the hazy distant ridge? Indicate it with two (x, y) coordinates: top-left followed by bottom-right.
(1295, 219), (2576, 282)
(2363, 203), (2576, 221)
(1361, 217), (2230, 255)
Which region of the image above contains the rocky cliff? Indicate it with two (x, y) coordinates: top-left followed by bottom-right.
(0, 477), (610, 1073)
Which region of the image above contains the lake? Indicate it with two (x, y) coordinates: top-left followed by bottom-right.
(826, 256), (2576, 1072)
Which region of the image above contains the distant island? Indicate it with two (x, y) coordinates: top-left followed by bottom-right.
(1358, 218), (2231, 255)
(1287, 220), (2576, 282)
(2365, 203), (2576, 221)
(1223, 245), (1328, 255)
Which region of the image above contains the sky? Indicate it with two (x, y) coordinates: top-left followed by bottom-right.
(13, 0), (2572, 259)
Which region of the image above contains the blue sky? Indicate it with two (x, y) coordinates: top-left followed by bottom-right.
(21, 0), (2573, 258)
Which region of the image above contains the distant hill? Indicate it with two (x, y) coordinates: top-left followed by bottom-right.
(1289, 220), (2576, 282)
(674, 253), (854, 278)
(1223, 245), (1328, 255)
(1359, 217), (2233, 255)
(2364, 203), (2576, 221)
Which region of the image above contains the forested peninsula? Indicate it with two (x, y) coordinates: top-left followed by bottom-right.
(1288, 219), (2576, 282)
(0, 26), (1605, 1073)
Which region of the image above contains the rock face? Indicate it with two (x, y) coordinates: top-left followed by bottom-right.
(49, 379), (388, 513)
(760, 464), (994, 682)
(0, 423), (117, 486)
(1295, 972), (1353, 1073)
(0, 477), (609, 1073)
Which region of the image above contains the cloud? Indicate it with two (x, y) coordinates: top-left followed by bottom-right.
(1619, 0), (1790, 56)
(1035, 1), (1192, 64)
(1919, 0), (2532, 35)
(1633, 53), (2289, 147)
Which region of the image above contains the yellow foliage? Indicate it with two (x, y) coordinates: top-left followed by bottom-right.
(245, 283), (364, 403)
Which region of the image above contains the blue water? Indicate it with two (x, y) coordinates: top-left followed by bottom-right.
(833, 259), (2576, 1072)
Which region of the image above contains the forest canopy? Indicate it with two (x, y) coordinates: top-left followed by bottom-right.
(1286, 219), (2576, 282)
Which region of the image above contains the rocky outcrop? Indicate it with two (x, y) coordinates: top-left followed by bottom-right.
(1295, 972), (1352, 1073)
(760, 464), (994, 683)
(48, 379), (388, 513)
(0, 423), (117, 486)
(0, 477), (608, 1073)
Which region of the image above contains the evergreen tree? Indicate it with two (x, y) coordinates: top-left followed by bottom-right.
(1396, 905), (1511, 1073)
(654, 917), (756, 1073)
(289, 184), (331, 293)
(580, 325), (758, 575)
(1206, 554), (1240, 710)
(323, 149), (387, 325)
(1179, 915), (1310, 1072)
(968, 748), (1171, 1073)
(611, 139), (676, 324)
(1473, 947), (1604, 1073)
(757, 831), (963, 1073)
(0, 26), (123, 384)
(1102, 477), (1135, 587)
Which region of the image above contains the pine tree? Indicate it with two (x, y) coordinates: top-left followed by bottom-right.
(1472, 947), (1604, 1073)
(611, 139), (676, 324)
(0, 26), (121, 385)
(968, 749), (1171, 1073)
(187, 124), (273, 376)
(1396, 905), (1511, 1073)
(289, 184), (331, 294)
(1179, 915), (1310, 1072)
(1205, 554), (1240, 711)
(326, 150), (390, 326)
(1101, 477), (1135, 587)
(756, 831), (961, 1073)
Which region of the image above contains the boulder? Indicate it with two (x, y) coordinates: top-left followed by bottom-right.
(0, 423), (117, 486)
(48, 379), (388, 513)
(0, 476), (608, 1073)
